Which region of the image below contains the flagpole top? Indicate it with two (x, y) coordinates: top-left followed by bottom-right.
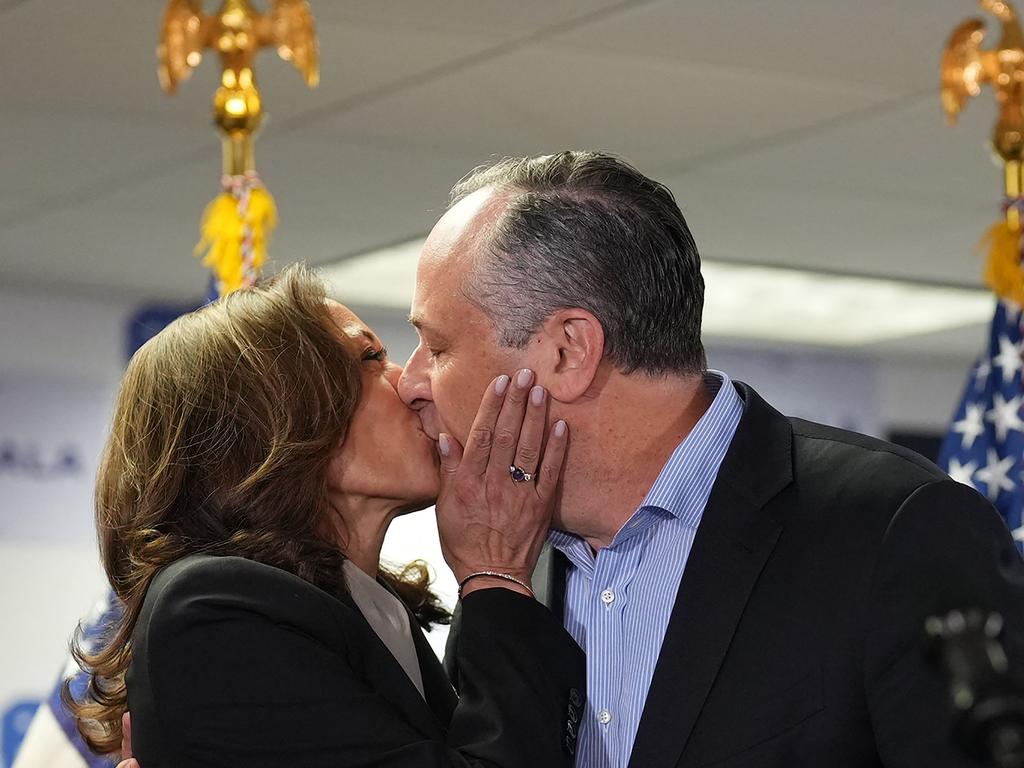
(943, 0), (1024, 164)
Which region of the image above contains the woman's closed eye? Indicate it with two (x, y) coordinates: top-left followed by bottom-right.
(362, 346), (388, 363)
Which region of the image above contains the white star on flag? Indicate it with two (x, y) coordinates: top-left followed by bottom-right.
(974, 449), (1017, 501)
(985, 392), (1024, 443)
(974, 359), (992, 389)
(992, 335), (1023, 385)
(940, 299), (1024, 548)
(947, 457), (978, 488)
(953, 403), (987, 450)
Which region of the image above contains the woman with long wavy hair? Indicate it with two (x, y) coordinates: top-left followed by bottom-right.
(67, 264), (583, 768)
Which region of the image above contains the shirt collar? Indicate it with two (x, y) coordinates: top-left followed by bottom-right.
(636, 370), (741, 525)
(548, 370), (744, 556)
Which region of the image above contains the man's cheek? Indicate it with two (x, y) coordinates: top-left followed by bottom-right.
(442, 393), (480, 445)
(437, 398), (470, 445)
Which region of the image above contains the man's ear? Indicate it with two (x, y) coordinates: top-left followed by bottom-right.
(532, 308), (605, 402)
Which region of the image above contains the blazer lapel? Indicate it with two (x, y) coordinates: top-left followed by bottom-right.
(411, 617), (458, 726)
(374, 576), (457, 727)
(338, 591), (449, 740)
(627, 382), (794, 768)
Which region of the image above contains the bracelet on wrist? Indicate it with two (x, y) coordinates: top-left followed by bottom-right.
(458, 570), (535, 599)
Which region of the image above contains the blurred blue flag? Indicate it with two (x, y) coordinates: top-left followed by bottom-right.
(10, 592), (121, 768)
(939, 299), (1024, 545)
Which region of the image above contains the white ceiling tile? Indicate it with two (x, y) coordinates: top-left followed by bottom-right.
(660, 95), (1002, 206)
(0, 204), (209, 299)
(303, 45), (894, 168)
(0, 138), (484, 298)
(313, 1), (628, 37)
(0, 2), (506, 125)
(0, 111), (213, 224)
(1, 0), (212, 122)
(555, 0), (992, 91)
(666, 168), (993, 287)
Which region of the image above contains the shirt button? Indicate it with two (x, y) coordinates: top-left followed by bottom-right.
(597, 709), (613, 725)
(600, 589), (615, 605)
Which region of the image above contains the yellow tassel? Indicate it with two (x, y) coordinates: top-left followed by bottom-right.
(194, 185), (278, 296)
(978, 219), (1024, 306)
(245, 187), (277, 276)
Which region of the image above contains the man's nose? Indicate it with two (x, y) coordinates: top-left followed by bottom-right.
(397, 345), (431, 408)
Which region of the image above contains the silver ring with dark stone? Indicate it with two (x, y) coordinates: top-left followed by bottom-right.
(509, 464), (534, 483)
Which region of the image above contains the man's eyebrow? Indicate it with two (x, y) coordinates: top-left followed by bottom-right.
(408, 314), (448, 339)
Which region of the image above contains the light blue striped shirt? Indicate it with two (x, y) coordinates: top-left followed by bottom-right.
(548, 371), (744, 768)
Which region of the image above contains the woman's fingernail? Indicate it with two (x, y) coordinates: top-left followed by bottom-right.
(494, 375), (510, 395)
(554, 420), (567, 437)
(516, 368), (534, 388)
(438, 434), (451, 456)
(530, 385), (545, 405)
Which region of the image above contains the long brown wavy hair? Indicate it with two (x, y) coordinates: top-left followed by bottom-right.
(65, 264), (449, 756)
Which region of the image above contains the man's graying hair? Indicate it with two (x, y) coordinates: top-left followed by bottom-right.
(450, 151), (706, 376)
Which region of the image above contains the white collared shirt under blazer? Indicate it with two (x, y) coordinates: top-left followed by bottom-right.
(548, 370), (744, 768)
(342, 559), (425, 699)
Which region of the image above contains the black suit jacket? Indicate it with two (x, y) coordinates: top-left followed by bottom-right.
(126, 554), (584, 768)
(455, 381), (1024, 768)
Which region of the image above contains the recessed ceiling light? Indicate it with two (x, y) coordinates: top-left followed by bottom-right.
(700, 261), (993, 346)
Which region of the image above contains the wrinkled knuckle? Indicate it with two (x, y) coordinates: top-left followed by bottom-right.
(472, 426), (494, 450)
(494, 428), (517, 450)
(505, 388), (526, 405)
(516, 446), (539, 465)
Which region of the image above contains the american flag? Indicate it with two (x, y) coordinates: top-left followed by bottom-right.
(10, 593), (120, 768)
(939, 299), (1024, 545)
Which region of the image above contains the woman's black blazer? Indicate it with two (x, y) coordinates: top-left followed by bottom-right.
(125, 554), (584, 767)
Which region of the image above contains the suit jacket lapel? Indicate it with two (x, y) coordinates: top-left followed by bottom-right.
(338, 590), (449, 740)
(411, 616), (458, 726)
(627, 382), (794, 768)
(374, 577), (457, 727)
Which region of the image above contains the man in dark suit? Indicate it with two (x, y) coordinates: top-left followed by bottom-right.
(398, 150), (1024, 767)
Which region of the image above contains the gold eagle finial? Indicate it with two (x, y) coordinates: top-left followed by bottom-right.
(157, 0), (318, 175)
(942, 0), (1024, 160)
(158, 0), (318, 96)
(943, 0), (1024, 300)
